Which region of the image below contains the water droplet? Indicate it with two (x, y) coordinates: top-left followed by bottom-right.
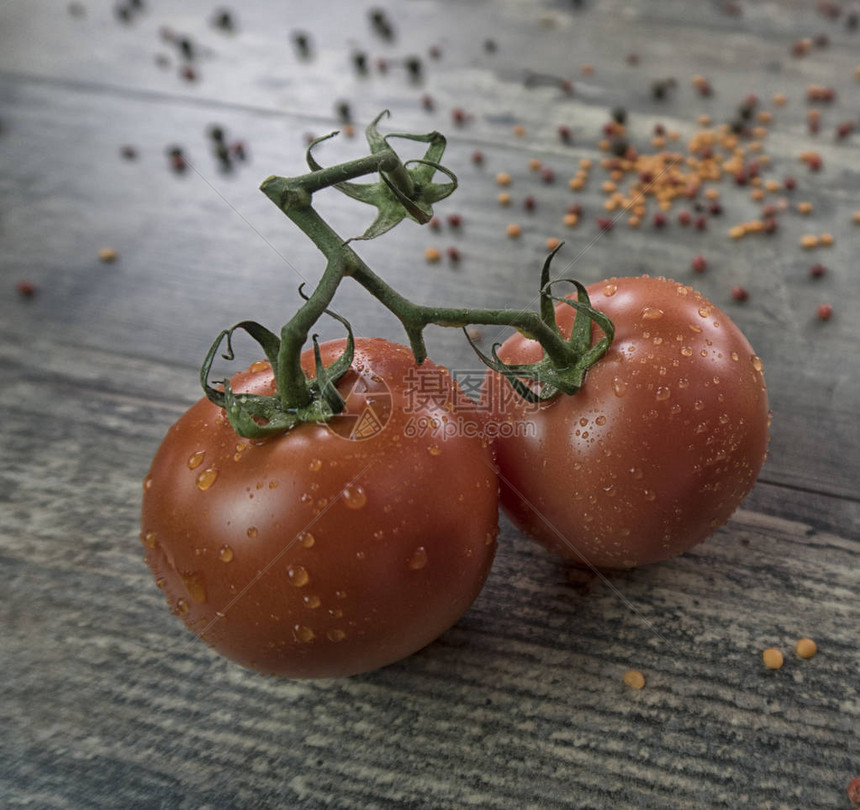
(751, 355), (763, 372)
(428, 444), (442, 456)
(249, 360), (269, 373)
(680, 346), (693, 357)
(299, 532), (315, 548)
(642, 306), (664, 320)
(676, 285), (689, 296)
(288, 565), (310, 587)
(643, 490), (656, 502)
(612, 377), (628, 397)
(688, 324), (703, 334)
(182, 572), (207, 603)
(719, 414), (730, 424)
(269, 480), (279, 489)
(246, 526), (258, 539)
(155, 576), (167, 590)
(327, 629), (346, 642)
(486, 527), (499, 546)
(187, 450), (206, 470)
(309, 458), (322, 472)
(342, 485), (367, 510)
(219, 544), (234, 562)
(670, 404), (681, 415)
(678, 377), (690, 389)
(408, 546), (428, 570)
(294, 625), (315, 643)
(694, 400), (705, 411)
(603, 283), (617, 297)
(335, 590), (347, 600)
(303, 594), (321, 609)
(141, 530), (157, 548)
(630, 467), (644, 479)
(595, 415), (607, 426)
(196, 468), (218, 491)
(698, 306), (710, 319)
(373, 529), (385, 540)
(656, 386), (671, 401)
(175, 598), (189, 615)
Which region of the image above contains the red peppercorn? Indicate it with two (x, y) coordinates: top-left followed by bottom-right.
(806, 154), (823, 171)
(428, 217), (441, 230)
(422, 94), (435, 111)
(471, 150), (484, 165)
(596, 217), (614, 232)
(678, 210), (692, 227)
(540, 167), (555, 184)
(557, 124), (572, 142)
(847, 777), (860, 805)
(809, 263), (827, 277)
(731, 286), (749, 302)
(762, 218), (778, 234)
(639, 170), (654, 185)
(817, 303), (833, 320)
(523, 195), (536, 211)
(691, 255), (707, 273)
(694, 215), (709, 231)
(447, 213), (463, 228)
(653, 123), (666, 136)
(16, 280), (38, 297)
(734, 171), (748, 186)
(836, 121), (856, 140)
(451, 107), (467, 124)
(784, 176), (797, 190)
(652, 212), (668, 228)
(180, 65), (197, 82)
(567, 203), (583, 216)
(446, 246), (461, 262)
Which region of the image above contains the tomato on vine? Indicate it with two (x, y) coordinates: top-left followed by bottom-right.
(486, 275), (770, 569)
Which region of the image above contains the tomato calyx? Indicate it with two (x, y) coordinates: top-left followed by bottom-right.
(465, 246), (615, 402)
(200, 311), (354, 439)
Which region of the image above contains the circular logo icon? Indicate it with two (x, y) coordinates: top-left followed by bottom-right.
(325, 372), (393, 441)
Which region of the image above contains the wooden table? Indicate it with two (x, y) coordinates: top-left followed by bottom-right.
(2, 2), (858, 807)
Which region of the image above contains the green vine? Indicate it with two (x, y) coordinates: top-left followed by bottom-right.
(201, 111), (614, 438)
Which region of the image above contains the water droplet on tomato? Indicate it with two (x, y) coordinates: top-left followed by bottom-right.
(694, 400), (705, 411)
(595, 415), (607, 426)
(182, 572), (207, 603)
(335, 590), (347, 600)
(247, 526), (258, 538)
(187, 450), (206, 470)
(408, 546), (428, 570)
(299, 532), (315, 548)
(697, 306), (710, 318)
(327, 629), (346, 642)
(249, 360), (269, 373)
(751, 355), (763, 372)
(656, 386), (671, 401)
(428, 444), (442, 456)
(612, 377), (628, 397)
(486, 527), (499, 546)
(294, 625), (315, 643)
(309, 458), (322, 472)
(643, 490), (656, 501)
(288, 565), (310, 587)
(630, 467), (644, 479)
(642, 306), (664, 320)
(680, 346), (693, 357)
(342, 485), (367, 510)
(373, 529), (385, 540)
(155, 576), (166, 590)
(174, 598), (189, 615)
(219, 544), (234, 562)
(603, 283), (618, 297)
(143, 475), (153, 491)
(303, 594), (321, 609)
(141, 531), (157, 548)
(688, 324), (703, 333)
(196, 468), (218, 490)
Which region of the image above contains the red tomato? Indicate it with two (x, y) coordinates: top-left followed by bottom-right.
(141, 338), (498, 678)
(490, 276), (770, 569)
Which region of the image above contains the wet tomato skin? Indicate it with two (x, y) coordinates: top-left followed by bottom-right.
(141, 338), (498, 678)
(491, 276), (770, 569)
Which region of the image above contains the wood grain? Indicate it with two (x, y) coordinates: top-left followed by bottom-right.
(1, 1), (858, 808)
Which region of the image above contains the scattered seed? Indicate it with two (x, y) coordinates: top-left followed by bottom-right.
(505, 223), (522, 239)
(623, 669), (645, 689)
(797, 201), (813, 214)
(795, 638), (817, 658)
(819, 233), (833, 246)
(447, 213), (463, 228)
(497, 192), (511, 206)
(446, 246), (461, 262)
(16, 280), (38, 297)
(546, 237), (561, 251)
(809, 263), (827, 278)
(762, 648), (783, 669)
(817, 303), (833, 320)
(596, 217), (614, 232)
(98, 248), (118, 263)
(847, 777), (860, 805)
(424, 247), (441, 262)
(563, 213), (579, 227)
(471, 150), (484, 165)
(800, 234), (820, 249)
(540, 167), (555, 184)
(691, 255), (707, 273)
(732, 286), (749, 302)
(496, 172), (512, 187)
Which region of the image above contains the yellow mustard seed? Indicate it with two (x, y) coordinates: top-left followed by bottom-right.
(819, 233), (834, 246)
(545, 237), (561, 251)
(98, 247), (118, 263)
(424, 247), (441, 262)
(563, 213), (579, 227)
(795, 638), (817, 659)
(800, 234), (820, 249)
(496, 172), (512, 186)
(763, 648), (784, 670)
(497, 192), (512, 206)
(506, 223), (522, 239)
(623, 669), (645, 689)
